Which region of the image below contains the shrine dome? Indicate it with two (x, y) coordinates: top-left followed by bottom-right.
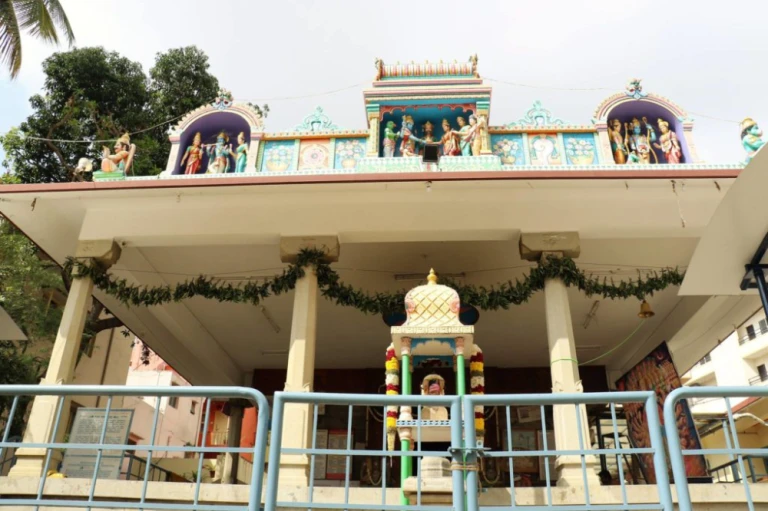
(401, 269), (464, 328)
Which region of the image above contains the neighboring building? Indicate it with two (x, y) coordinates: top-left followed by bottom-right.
(683, 309), (768, 481)
(123, 343), (201, 456)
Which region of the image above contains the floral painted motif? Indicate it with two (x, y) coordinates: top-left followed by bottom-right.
(299, 139), (331, 170)
(564, 134), (598, 165)
(334, 138), (366, 170)
(491, 134), (525, 165)
(261, 141), (295, 172)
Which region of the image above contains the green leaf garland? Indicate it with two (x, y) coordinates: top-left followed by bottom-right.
(64, 249), (685, 314)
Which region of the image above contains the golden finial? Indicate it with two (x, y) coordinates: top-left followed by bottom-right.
(427, 269), (438, 285)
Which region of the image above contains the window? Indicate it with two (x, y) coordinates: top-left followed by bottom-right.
(190, 401), (197, 415)
(760, 319), (768, 334)
(699, 354), (712, 365)
(748, 325), (757, 340)
(758, 364), (768, 382)
(168, 383), (179, 409)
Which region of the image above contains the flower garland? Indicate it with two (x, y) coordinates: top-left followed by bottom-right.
(470, 346), (485, 444)
(385, 344), (399, 451)
(64, 249), (685, 315)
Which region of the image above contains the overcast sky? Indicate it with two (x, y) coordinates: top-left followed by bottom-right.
(2, 0), (767, 165)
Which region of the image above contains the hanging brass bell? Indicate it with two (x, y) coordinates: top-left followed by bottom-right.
(638, 300), (655, 319)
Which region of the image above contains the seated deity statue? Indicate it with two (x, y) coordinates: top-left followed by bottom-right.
(421, 374), (448, 421)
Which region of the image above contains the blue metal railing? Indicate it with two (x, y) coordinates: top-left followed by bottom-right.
(463, 392), (673, 511)
(264, 391), (465, 511)
(0, 385), (269, 511)
(664, 386), (768, 511)
(4, 385), (768, 510)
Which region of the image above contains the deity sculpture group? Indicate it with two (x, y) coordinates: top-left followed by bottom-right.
(180, 131), (249, 174)
(382, 113), (487, 158)
(608, 116), (682, 164)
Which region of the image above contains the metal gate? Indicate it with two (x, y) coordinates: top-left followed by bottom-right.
(264, 391), (675, 511)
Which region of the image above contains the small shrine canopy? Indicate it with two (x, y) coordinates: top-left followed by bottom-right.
(391, 269), (474, 361)
(375, 56), (479, 81)
(680, 146), (768, 300)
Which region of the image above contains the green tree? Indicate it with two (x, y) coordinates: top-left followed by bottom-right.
(149, 46), (220, 122)
(0, 45), (221, 181)
(0, 0), (75, 78)
(0, 47), (149, 182)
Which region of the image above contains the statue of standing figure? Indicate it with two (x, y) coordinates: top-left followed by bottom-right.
(233, 132), (248, 173)
(625, 117), (657, 164)
(608, 119), (628, 164)
(382, 120), (398, 158)
(180, 132), (203, 174)
(440, 119), (460, 156)
(398, 115), (422, 157)
(654, 119), (682, 164)
(741, 118), (765, 164)
(456, 117), (472, 156)
(205, 132), (233, 173)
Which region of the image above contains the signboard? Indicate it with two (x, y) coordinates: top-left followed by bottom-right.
(326, 429), (352, 480)
(62, 408), (133, 480)
(615, 342), (707, 483)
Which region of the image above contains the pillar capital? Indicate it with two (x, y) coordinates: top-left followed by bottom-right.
(75, 239), (122, 269)
(519, 232), (580, 261)
(279, 236), (340, 264)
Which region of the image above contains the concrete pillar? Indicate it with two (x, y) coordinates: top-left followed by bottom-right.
(248, 133), (263, 172)
(594, 121), (613, 164)
(164, 135), (181, 175)
(544, 274), (599, 487)
(10, 240), (121, 478)
(476, 100), (492, 155)
(222, 404), (244, 484)
(277, 236), (339, 486)
(519, 233), (598, 488)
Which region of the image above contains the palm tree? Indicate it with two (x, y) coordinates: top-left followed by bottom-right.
(0, 0), (75, 79)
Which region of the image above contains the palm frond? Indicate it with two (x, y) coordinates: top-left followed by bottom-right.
(0, 0), (23, 78)
(15, 0), (58, 44)
(43, 0), (73, 45)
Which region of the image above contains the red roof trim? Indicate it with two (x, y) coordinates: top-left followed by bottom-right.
(0, 169), (741, 195)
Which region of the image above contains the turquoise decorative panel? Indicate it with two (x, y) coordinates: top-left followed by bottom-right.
(491, 134), (525, 165)
(563, 133), (599, 165)
(334, 138), (366, 170)
(261, 140), (296, 172)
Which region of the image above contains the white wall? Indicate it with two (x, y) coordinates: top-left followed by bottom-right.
(122, 365), (201, 458)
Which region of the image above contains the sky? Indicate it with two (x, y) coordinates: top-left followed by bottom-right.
(1, 0), (767, 165)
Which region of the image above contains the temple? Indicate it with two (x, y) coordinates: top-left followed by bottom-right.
(0, 57), (764, 509)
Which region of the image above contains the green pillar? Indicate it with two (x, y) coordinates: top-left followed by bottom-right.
(400, 352), (412, 505)
(456, 353), (466, 397)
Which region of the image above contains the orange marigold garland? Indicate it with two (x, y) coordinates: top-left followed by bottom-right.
(470, 345), (485, 444)
(385, 343), (400, 451)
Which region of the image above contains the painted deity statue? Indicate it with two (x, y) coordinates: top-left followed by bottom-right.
(205, 132), (233, 173)
(100, 133), (131, 173)
(456, 117), (472, 156)
(741, 117), (765, 164)
(654, 119), (682, 164)
(421, 374), (448, 421)
(608, 119), (628, 164)
(422, 121), (436, 144)
(398, 115), (422, 157)
(440, 119), (460, 156)
(625, 117), (656, 164)
(382, 120), (398, 158)
(471, 114), (487, 156)
(233, 132), (248, 173)
(180, 132), (203, 175)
